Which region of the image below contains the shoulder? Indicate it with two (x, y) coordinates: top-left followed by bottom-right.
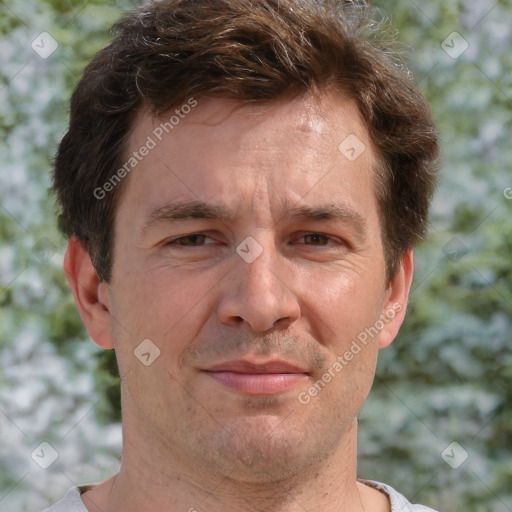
(360, 479), (439, 512)
(39, 486), (89, 512)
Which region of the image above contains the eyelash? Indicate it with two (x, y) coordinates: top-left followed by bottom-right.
(166, 232), (343, 248)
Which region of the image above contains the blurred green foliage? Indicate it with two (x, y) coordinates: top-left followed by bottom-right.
(1, 0), (511, 510)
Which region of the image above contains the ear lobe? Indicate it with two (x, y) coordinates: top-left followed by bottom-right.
(63, 235), (114, 349)
(378, 249), (414, 349)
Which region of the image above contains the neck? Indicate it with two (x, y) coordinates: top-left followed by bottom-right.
(82, 418), (388, 512)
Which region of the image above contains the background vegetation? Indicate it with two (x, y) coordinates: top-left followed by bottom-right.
(1, 0), (511, 510)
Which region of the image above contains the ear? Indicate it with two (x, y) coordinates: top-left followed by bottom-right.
(378, 249), (414, 349)
(63, 235), (114, 349)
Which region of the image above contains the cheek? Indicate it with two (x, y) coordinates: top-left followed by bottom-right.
(301, 266), (385, 348)
(108, 274), (208, 407)
(109, 269), (215, 364)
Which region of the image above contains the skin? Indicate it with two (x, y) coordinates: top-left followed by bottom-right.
(64, 92), (414, 512)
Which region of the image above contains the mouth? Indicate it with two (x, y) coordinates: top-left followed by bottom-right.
(201, 359), (310, 395)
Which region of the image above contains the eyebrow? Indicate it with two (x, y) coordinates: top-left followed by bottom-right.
(139, 200), (368, 235)
(286, 204), (367, 233)
(139, 201), (237, 234)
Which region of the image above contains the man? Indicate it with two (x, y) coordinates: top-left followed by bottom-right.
(45, 0), (440, 510)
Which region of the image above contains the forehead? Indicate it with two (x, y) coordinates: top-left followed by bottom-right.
(131, 93), (370, 155)
(118, 93), (378, 227)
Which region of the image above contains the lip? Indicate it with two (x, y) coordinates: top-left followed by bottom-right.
(204, 359), (308, 374)
(202, 359), (309, 395)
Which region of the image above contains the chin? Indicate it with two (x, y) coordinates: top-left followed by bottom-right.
(197, 415), (334, 484)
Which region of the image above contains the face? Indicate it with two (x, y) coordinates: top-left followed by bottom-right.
(100, 93), (407, 483)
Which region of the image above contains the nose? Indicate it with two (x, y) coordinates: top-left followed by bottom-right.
(216, 239), (301, 333)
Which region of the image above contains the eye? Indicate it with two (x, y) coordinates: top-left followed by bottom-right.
(295, 232), (344, 248)
(301, 233), (330, 246)
(167, 234), (213, 246)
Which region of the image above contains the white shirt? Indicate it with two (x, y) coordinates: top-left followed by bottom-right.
(40, 479), (439, 511)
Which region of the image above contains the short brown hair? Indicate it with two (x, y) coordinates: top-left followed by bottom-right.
(53, 0), (439, 283)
